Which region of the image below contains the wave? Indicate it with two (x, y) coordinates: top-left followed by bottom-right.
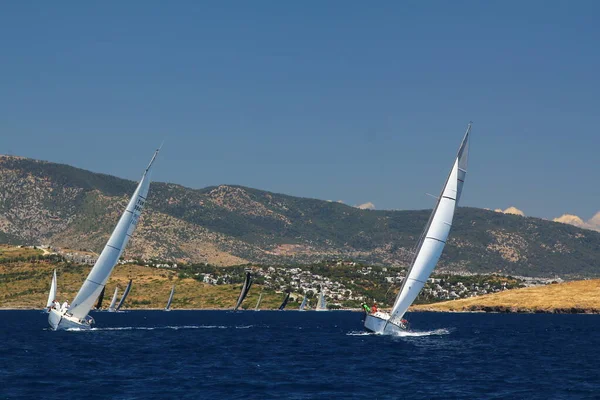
(346, 328), (451, 337)
(66, 325), (229, 332)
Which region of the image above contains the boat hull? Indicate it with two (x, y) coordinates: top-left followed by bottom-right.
(48, 308), (93, 331)
(364, 312), (406, 335)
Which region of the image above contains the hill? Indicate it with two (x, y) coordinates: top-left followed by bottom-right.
(0, 155), (599, 278)
(411, 279), (600, 313)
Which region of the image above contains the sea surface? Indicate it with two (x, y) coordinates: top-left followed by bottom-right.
(1, 310), (598, 399)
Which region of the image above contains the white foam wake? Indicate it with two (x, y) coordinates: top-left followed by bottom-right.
(346, 328), (451, 337)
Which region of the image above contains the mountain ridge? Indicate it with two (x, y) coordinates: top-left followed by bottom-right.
(0, 155), (599, 278)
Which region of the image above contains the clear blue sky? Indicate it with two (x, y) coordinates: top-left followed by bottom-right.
(1, 1), (598, 220)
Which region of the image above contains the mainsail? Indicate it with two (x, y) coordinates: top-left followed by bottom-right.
(254, 292), (263, 311)
(108, 287), (119, 312)
(278, 292), (291, 311)
(67, 148), (159, 320)
(115, 279), (133, 311)
(316, 291), (327, 311)
(94, 287), (106, 310)
(388, 124), (470, 324)
(233, 271), (253, 311)
(299, 295), (307, 311)
(46, 270), (57, 309)
(165, 285), (175, 311)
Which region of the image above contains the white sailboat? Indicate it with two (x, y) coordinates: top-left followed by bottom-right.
(45, 269), (57, 312)
(115, 279), (133, 311)
(364, 123), (471, 335)
(107, 287), (119, 312)
(165, 285), (175, 311)
(299, 295), (308, 311)
(315, 291), (327, 312)
(254, 292), (263, 311)
(48, 148), (160, 330)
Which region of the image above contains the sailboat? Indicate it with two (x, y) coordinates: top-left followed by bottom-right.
(254, 292), (263, 311)
(165, 285), (175, 311)
(107, 287), (119, 312)
(48, 148), (160, 330)
(115, 279), (133, 311)
(299, 295), (308, 311)
(315, 291), (327, 312)
(94, 287), (106, 310)
(45, 269), (57, 312)
(364, 123), (470, 335)
(233, 271), (253, 311)
(278, 292), (291, 311)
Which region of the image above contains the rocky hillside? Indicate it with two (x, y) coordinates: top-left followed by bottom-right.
(0, 155), (599, 278)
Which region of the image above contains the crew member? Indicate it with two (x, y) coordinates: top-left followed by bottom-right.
(371, 303), (378, 313)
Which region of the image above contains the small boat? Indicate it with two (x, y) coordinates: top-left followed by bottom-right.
(364, 123), (470, 335)
(299, 295), (308, 311)
(45, 269), (57, 313)
(254, 292), (263, 311)
(115, 279), (133, 312)
(278, 292), (291, 311)
(315, 291), (327, 312)
(48, 148), (160, 330)
(94, 287), (105, 310)
(165, 285), (175, 311)
(107, 287), (119, 312)
(233, 271), (253, 311)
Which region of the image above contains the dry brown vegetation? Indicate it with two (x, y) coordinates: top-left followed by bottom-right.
(411, 279), (600, 313)
(0, 262), (286, 310)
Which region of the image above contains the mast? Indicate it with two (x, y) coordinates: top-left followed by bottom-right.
(388, 123), (471, 323)
(165, 285), (175, 310)
(94, 287), (106, 310)
(115, 279), (133, 311)
(67, 147), (159, 320)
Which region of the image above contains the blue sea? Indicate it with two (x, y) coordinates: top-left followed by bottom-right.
(1, 310), (598, 399)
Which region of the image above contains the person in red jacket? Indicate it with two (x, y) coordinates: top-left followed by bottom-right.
(371, 303), (378, 313)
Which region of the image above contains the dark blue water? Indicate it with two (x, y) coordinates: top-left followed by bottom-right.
(1, 311), (598, 399)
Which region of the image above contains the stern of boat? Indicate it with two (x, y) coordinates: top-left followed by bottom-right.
(48, 309), (93, 331)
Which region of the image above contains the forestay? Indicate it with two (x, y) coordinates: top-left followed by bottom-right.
(389, 125), (470, 323)
(68, 149), (159, 320)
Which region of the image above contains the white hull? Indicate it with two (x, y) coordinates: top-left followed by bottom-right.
(364, 312), (407, 335)
(48, 308), (93, 331)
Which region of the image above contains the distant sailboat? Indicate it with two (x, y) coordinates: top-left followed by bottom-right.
(299, 295), (308, 311)
(48, 147), (160, 330)
(315, 291), (327, 312)
(278, 292), (291, 311)
(115, 279), (133, 312)
(165, 285), (175, 311)
(233, 271), (253, 311)
(364, 123), (471, 335)
(45, 269), (57, 312)
(94, 287), (106, 310)
(254, 292), (263, 311)
(107, 287), (119, 312)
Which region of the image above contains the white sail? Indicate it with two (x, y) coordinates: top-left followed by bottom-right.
(254, 293), (263, 311)
(316, 292), (327, 311)
(115, 279), (132, 311)
(46, 270), (57, 309)
(165, 285), (175, 311)
(68, 149), (159, 320)
(299, 295), (307, 311)
(108, 287), (119, 312)
(389, 124), (470, 322)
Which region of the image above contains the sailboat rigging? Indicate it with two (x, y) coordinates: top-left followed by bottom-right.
(107, 287), (119, 312)
(48, 147), (160, 330)
(45, 270), (57, 312)
(233, 271), (253, 311)
(364, 123), (471, 335)
(115, 279), (132, 311)
(94, 287), (106, 310)
(278, 292), (291, 311)
(165, 285), (175, 311)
